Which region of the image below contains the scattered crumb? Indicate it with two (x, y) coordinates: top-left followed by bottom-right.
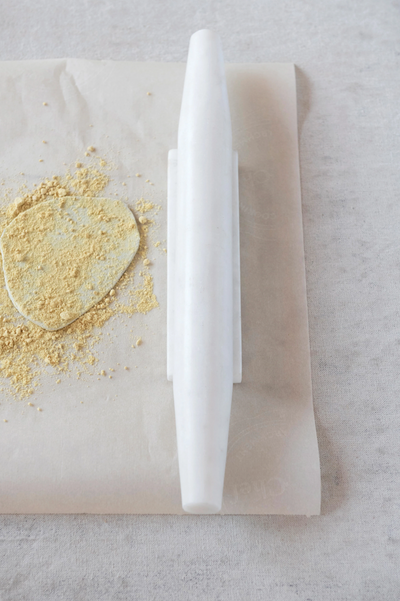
(136, 199), (154, 214)
(87, 146), (95, 152)
(136, 337), (142, 346)
(143, 259), (150, 266)
(43, 102), (48, 106)
(37, 407), (42, 412)
(124, 366), (128, 370)
(147, 92), (151, 96)
(135, 173), (141, 177)
(60, 311), (73, 321)
(3, 419), (7, 422)
(42, 140), (47, 144)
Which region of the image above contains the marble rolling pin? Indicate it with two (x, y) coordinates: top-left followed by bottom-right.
(168, 29), (242, 514)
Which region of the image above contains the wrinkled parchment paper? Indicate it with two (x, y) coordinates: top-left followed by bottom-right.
(0, 60), (320, 514)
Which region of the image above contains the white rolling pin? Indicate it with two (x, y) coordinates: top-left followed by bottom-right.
(168, 29), (242, 514)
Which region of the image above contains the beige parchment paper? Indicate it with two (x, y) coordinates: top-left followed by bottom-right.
(0, 60), (320, 514)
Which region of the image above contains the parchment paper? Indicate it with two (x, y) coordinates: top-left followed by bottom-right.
(0, 60), (320, 515)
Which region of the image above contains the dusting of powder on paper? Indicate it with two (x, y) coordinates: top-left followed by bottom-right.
(0, 159), (159, 400)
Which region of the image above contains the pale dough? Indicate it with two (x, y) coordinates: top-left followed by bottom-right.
(0, 196), (140, 330)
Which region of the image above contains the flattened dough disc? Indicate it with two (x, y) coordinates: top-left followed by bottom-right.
(0, 196), (140, 330)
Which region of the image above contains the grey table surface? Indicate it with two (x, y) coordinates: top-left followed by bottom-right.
(0, 1), (399, 600)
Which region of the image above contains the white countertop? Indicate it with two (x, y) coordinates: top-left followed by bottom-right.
(0, 0), (399, 599)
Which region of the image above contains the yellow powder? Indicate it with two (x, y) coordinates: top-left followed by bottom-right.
(0, 159), (159, 399)
(136, 198), (154, 214)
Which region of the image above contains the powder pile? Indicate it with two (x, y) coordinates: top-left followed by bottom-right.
(0, 160), (159, 399)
